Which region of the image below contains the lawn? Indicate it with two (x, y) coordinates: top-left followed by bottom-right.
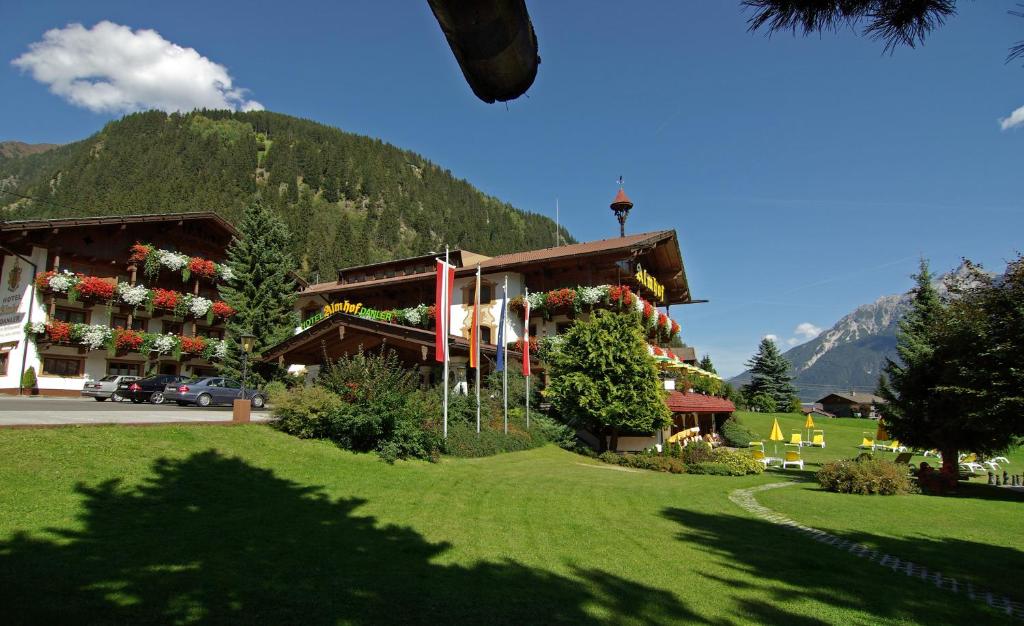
(1, 424), (1021, 625)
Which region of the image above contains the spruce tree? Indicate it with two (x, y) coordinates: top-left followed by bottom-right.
(219, 200), (299, 387)
(741, 338), (795, 412)
(698, 354), (717, 374)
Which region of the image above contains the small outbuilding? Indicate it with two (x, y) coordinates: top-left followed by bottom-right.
(816, 392), (886, 419)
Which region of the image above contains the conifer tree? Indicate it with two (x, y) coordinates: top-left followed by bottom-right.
(741, 338), (795, 412)
(218, 200), (299, 386)
(698, 354), (717, 374)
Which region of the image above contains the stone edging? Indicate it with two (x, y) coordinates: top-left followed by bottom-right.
(728, 482), (1024, 620)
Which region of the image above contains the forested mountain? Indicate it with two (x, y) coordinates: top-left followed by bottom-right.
(730, 265), (976, 402)
(0, 141), (59, 160)
(0, 110), (573, 279)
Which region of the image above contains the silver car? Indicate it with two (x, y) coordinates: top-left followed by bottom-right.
(81, 375), (140, 402)
(163, 377), (267, 409)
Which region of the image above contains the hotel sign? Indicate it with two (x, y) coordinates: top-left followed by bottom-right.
(634, 264), (665, 302)
(301, 300), (395, 330)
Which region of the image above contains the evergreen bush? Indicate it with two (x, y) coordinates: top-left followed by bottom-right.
(720, 417), (757, 448)
(817, 459), (916, 495)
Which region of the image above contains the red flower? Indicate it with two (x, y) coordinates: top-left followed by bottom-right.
(211, 301), (236, 318)
(75, 276), (115, 300)
(667, 349), (677, 361)
(658, 312), (669, 329)
(188, 257), (217, 278)
(608, 285), (634, 308)
(642, 300), (654, 321)
(151, 288), (179, 310)
(508, 296), (526, 317)
(545, 288), (576, 312)
(652, 346), (664, 356)
(670, 320), (680, 337)
(115, 329), (144, 351)
(180, 335), (207, 354)
(46, 320), (72, 343)
(35, 271), (56, 291)
(427, 305), (437, 322)
(129, 243), (153, 263)
(512, 336), (540, 352)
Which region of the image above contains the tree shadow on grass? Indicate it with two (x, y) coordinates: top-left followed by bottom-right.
(1, 450), (699, 625)
(661, 507), (1018, 625)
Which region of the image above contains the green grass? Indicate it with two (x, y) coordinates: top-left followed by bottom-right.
(1, 424), (1021, 624)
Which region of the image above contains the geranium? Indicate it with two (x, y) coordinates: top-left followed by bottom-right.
(114, 329), (144, 351)
(80, 324), (112, 350)
(658, 312), (669, 329)
(189, 296), (212, 318)
(151, 334), (178, 355)
(157, 249), (189, 272)
(25, 321), (46, 335)
(653, 346), (664, 357)
(180, 335), (207, 354)
(47, 270), (78, 293)
(667, 349), (677, 361)
(188, 257), (217, 279)
(74, 276), (115, 300)
(117, 282), (150, 307)
(129, 243), (153, 263)
(670, 320), (680, 338)
(545, 288), (576, 312)
(512, 336), (540, 353)
(211, 301), (235, 318)
(216, 264), (234, 282)
(46, 320), (72, 343)
(642, 300), (654, 322)
(608, 285), (634, 308)
(427, 305), (437, 322)
(151, 289), (179, 310)
(508, 295), (526, 317)
(35, 271), (55, 291)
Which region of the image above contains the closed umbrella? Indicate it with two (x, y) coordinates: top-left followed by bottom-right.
(804, 412), (815, 443)
(876, 421), (889, 442)
(769, 418), (785, 458)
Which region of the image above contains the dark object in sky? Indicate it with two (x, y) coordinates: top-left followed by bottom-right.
(427, 0), (540, 103)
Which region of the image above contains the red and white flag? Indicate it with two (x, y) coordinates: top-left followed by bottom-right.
(522, 292), (531, 376)
(434, 258), (455, 362)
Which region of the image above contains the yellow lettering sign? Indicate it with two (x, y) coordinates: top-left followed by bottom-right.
(634, 265), (665, 302)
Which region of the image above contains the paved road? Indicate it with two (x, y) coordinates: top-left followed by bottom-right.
(0, 396), (271, 426)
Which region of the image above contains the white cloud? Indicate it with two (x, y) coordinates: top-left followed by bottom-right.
(786, 337), (800, 346)
(1000, 105), (1024, 131)
(12, 21), (263, 114)
(762, 334), (778, 343)
(793, 322), (823, 341)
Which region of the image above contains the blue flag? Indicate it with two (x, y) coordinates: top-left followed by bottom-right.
(495, 290), (507, 372)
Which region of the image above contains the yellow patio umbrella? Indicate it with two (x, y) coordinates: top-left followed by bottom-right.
(769, 417), (785, 457)
(804, 412), (815, 442)
(875, 421), (889, 441)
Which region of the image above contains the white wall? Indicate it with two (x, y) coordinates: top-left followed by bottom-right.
(0, 247), (48, 392)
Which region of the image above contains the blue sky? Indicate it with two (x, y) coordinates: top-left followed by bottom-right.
(2, 1), (1022, 376)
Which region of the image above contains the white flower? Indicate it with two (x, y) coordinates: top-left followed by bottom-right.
(527, 291), (545, 310)
(48, 270), (77, 293)
(27, 321), (46, 334)
(80, 324), (112, 350)
(212, 340), (228, 359)
(157, 249), (189, 271)
(189, 296), (212, 318)
(576, 286), (603, 306)
(117, 282), (149, 307)
(633, 294), (645, 315)
(152, 334), (178, 355)
(216, 264), (234, 282)
(403, 307), (421, 326)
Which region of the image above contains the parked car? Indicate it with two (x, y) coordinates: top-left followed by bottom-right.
(163, 377), (267, 409)
(81, 375), (140, 402)
(118, 374), (189, 404)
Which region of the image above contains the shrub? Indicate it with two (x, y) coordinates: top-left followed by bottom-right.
(264, 380), (288, 404)
(720, 417), (757, 448)
(681, 440), (713, 465)
(271, 386), (345, 439)
(687, 462), (735, 476)
(709, 448), (764, 475)
(444, 421), (536, 458)
(21, 366), (37, 390)
(598, 451), (623, 465)
(817, 458), (917, 495)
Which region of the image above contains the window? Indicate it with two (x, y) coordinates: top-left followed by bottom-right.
(481, 327), (492, 344)
(42, 357), (83, 376)
(529, 324), (537, 338)
(53, 308), (87, 324)
(107, 361), (142, 377)
(0, 351), (8, 376)
(556, 322), (572, 334)
(162, 322), (184, 335)
(110, 315), (146, 331)
(223, 378), (241, 389)
(196, 327), (224, 340)
(158, 363), (179, 375)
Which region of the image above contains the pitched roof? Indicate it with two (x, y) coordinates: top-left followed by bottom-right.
(0, 211), (240, 238)
(817, 392), (887, 405)
(665, 392), (735, 414)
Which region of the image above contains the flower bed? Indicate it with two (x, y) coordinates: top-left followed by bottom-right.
(25, 321), (229, 360)
(131, 243), (233, 283)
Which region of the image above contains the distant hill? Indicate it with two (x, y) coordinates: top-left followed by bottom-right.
(0, 110), (573, 279)
(731, 265), (974, 401)
(0, 141), (59, 160)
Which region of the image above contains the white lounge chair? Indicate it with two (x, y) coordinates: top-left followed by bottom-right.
(959, 454), (985, 474)
(782, 450), (804, 470)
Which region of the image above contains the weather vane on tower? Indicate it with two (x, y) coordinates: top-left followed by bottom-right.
(610, 176), (633, 238)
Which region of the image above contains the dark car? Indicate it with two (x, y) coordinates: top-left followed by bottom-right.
(163, 377), (267, 409)
(118, 374), (189, 404)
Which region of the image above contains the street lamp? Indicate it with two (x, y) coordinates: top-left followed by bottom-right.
(240, 330), (255, 398)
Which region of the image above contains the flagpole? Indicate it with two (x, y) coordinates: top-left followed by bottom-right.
(475, 264), (481, 435)
(503, 274), (508, 435)
(443, 246), (449, 439)
(524, 286), (530, 430)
